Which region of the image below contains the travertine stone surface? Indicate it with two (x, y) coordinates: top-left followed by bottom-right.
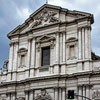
(0, 4), (100, 100)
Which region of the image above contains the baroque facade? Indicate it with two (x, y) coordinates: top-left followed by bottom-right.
(0, 4), (100, 100)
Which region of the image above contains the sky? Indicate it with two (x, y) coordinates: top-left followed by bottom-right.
(0, 0), (100, 68)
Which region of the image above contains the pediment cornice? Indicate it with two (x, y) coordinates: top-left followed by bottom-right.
(36, 35), (55, 43)
(7, 4), (94, 39)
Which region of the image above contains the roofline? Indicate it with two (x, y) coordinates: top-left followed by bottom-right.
(7, 4), (94, 39)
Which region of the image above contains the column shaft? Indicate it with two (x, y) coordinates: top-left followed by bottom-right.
(83, 86), (86, 100)
(27, 40), (31, 68)
(29, 91), (33, 100)
(55, 33), (59, 64)
(78, 29), (82, 59)
(25, 92), (29, 100)
(62, 88), (65, 100)
(85, 28), (89, 59)
(86, 86), (90, 99)
(82, 28), (85, 59)
(55, 88), (58, 100)
(31, 39), (35, 67)
(8, 44), (14, 71)
(78, 86), (82, 100)
(63, 32), (66, 63)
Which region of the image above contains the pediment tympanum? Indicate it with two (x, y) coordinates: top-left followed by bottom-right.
(36, 35), (55, 43)
(30, 9), (59, 28)
(8, 4), (93, 38)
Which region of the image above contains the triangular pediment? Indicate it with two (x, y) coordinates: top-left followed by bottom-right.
(8, 4), (94, 38)
(36, 35), (55, 43)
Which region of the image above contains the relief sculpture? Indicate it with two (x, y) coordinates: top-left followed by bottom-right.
(31, 10), (59, 27)
(35, 89), (52, 100)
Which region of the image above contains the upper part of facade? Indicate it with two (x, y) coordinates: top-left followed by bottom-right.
(0, 4), (100, 83)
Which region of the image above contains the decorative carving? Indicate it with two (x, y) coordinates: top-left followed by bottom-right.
(36, 35), (55, 51)
(3, 60), (8, 71)
(18, 48), (28, 55)
(16, 97), (25, 100)
(31, 10), (59, 27)
(50, 40), (55, 49)
(35, 89), (52, 100)
(36, 43), (41, 52)
(92, 90), (100, 99)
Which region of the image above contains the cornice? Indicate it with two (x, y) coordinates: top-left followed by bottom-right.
(0, 71), (100, 87)
(8, 16), (92, 39)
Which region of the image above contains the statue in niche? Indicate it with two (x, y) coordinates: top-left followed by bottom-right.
(35, 89), (52, 100)
(32, 10), (59, 28)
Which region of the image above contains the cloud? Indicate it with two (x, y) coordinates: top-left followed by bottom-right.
(49, 0), (100, 56)
(16, 8), (31, 21)
(0, 0), (100, 68)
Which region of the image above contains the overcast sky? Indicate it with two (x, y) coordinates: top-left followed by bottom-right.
(0, 0), (100, 68)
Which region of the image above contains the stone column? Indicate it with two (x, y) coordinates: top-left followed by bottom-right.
(29, 90), (33, 100)
(11, 93), (16, 100)
(59, 33), (63, 64)
(89, 86), (92, 99)
(30, 38), (35, 77)
(26, 39), (31, 78)
(86, 86), (90, 99)
(78, 28), (82, 59)
(83, 86), (86, 100)
(85, 27), (89, 59)
(61, 32), (66, 74)
(55, 32), (59, 63)
(62, 88), (66, 100)
(8, 43), (14, 71)
(59, 88), (61, 100)
(7, 93), (11, 100)
(27, 39), (31, 68)
(50, 46), (53, 74)
(25, 91), (29, 100)
(54, 33), (59, 74)
(13, 42), (19, 81)
(13, 42), (18, 71)
(35, 43), (41, 76)
(87, 27), (91, 59)
(78, 86), (82, 100)
(7, 43), (14, 81)
(55, 88), (59, 100)
(82, 28), (85, 59)
(62, 32), (66, 63)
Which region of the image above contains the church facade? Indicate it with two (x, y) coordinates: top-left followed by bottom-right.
(0, 4), (100, 100)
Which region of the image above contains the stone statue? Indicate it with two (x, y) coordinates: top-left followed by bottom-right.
(31, 10), (59, 28)
(3, 60), (8, 71)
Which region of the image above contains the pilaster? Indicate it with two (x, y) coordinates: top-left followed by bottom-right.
(30, 38), (35, 78)
(78, 86), (82, 100)
(83, 86), (85, 100)
(82, 28), (85, 60)
(25, 91), (29, 100)
(62, 88), (66, 100)
(8, 43), (14, 71)
(78, 28), (82, 60)
(55, 88), (59, 100)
